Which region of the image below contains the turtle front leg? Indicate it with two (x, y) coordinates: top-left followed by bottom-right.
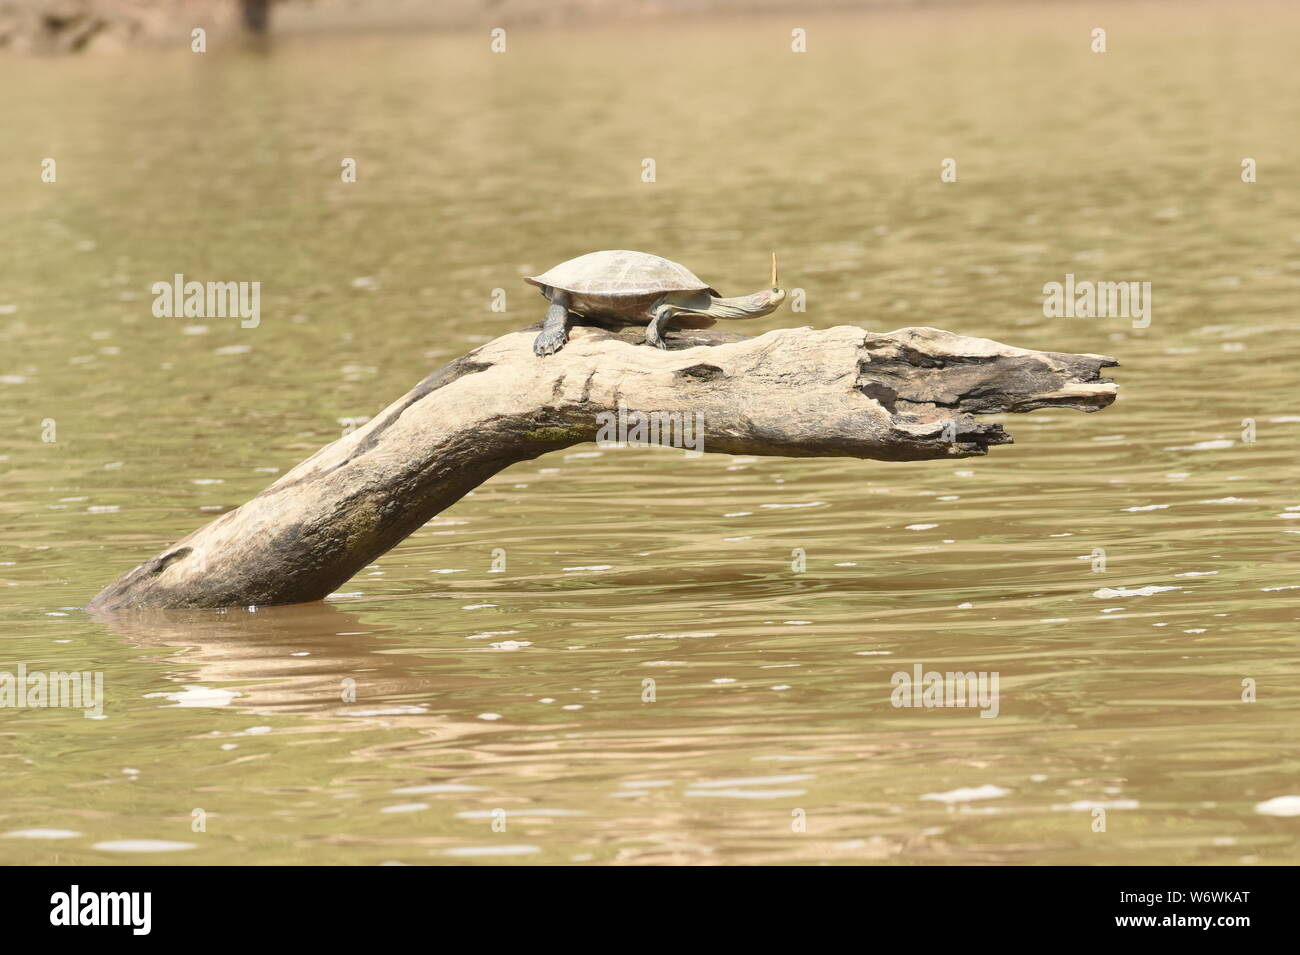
(533, 291), (573, 357)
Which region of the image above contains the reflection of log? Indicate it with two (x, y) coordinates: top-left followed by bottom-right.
(93, 604), (524, 746)
(90, 603), (426, 713)
(88, 323), (1118, 611)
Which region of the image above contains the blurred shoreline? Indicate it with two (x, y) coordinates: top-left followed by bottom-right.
(1, 0), (1134, 54)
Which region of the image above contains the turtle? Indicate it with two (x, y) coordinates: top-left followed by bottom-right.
(526, 250), (787, 356)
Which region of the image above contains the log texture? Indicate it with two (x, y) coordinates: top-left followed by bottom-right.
(88, 323), (1118, 611)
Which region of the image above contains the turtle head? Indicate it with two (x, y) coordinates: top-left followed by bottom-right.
(703, 252), (786, 320)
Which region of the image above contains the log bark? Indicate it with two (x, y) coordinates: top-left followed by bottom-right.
(87, 322), (1118, 611)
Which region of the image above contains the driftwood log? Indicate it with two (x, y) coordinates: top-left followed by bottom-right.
(87, 323), (1118, 611)
(0, 0), (269, 53)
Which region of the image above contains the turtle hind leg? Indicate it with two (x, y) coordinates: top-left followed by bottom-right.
(645, 303), (677, 349)
(533, 292), (573, 357)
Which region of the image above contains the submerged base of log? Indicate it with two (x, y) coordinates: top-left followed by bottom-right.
(87, 322), (1118, 611)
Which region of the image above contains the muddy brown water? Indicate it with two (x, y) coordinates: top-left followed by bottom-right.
(1, 2), (1298, 864)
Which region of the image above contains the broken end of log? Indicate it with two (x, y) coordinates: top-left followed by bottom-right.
(856, 325), (1118, 459)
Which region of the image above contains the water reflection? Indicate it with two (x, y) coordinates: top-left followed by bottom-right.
(91, 602), (416, 715)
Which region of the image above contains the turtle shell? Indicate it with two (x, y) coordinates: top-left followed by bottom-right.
(525, 250), (719, 297)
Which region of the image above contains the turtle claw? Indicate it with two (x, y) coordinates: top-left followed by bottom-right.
(533, 326), (568, 357)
